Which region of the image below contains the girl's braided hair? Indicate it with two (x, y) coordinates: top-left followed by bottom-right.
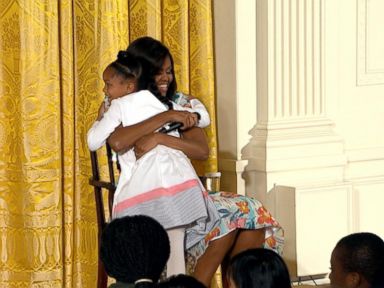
(108, 50), (142, 81)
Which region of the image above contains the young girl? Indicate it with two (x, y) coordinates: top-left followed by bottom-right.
(87, 51), (220, 277)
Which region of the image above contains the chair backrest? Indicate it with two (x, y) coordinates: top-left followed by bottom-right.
(89, 143), (120, 225)
(89, 143), (120, 288)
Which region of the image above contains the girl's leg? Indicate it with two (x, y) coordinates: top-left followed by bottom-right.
(229, 228), (266, 258)
(166, 227), (186, 277)
(193, 230), (238, 287)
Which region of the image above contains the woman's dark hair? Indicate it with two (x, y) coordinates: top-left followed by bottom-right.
(100, 215), (170, 287)
(108, 50), (142, 81)
(158, 274), (206, 288)
(127, 36), (177, 102)
(228, 248), (291, 288)
(335, 232), (384, 287)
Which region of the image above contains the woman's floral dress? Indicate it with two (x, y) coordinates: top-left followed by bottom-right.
(186, 191), (284, 272)
(172, 93), (283, 273)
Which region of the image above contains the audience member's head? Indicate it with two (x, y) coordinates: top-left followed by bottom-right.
(158, 274), (206, 288)
(100, 215), (170, 287)
(227, 248), (291, 288)
(329, 232), (384, 288)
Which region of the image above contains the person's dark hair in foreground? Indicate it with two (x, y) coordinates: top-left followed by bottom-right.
(100, 215), (170, 287)
(227, 248), (291, 288)
(158, 274), (206, 288)
(329, 232), (384, 288)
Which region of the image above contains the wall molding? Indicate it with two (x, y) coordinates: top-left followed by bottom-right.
(346, 146), (384, 162)
(345, 147), (384, 180)
(357, 0), (384, 85)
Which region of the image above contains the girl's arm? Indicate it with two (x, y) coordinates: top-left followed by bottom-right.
(87, 101), (122, 151)
(108, 110), (199, 152)
(134, 127), (209, 160)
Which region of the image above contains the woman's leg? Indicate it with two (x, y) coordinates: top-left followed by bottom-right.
(166, 227), (186, 277)
(220, 254), (231, 288)
(193, 230), (238, 287)
(229, 228), (266, 258)
(218, 229), (266, 288)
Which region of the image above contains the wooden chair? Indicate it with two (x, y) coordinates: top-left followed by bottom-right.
(89, 144), (222, 288)
(89, 143), (119, 288)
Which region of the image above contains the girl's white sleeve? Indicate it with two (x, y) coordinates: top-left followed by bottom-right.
(87, 101), (123, 151)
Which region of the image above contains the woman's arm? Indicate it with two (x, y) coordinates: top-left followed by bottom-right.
(108, 110), (199, 152)
(134, 127), (209, 160)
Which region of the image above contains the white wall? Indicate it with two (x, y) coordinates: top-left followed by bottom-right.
(214, 0), (384, 279)
(214, 0), (256, 195)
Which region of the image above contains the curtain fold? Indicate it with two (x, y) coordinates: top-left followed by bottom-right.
(0, 1), (216, 287)
(0, 1), (64, 287)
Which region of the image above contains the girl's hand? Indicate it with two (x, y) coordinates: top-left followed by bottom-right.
(134, 133), (160, 159)
(97, 101), (106, 121)
(96, 96), (112, 121)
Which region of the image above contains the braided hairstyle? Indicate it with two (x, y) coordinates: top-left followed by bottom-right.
(107, 50), (142, 83)
(100, 215), (170, 287)
(335, 232), (384, 288)
(126, 36), (176, 109)
(228, 248), (291, 288)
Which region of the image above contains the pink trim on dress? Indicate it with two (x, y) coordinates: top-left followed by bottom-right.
(114, 178), (200, 213)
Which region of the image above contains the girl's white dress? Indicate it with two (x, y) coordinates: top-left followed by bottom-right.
(87, 90), (219, 248)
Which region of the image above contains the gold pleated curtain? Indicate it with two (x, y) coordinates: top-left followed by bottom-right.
(0, 1), (217, 287)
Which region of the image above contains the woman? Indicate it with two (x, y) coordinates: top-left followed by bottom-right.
(329, 232), (384, 288)
(108, 36), (283, 287)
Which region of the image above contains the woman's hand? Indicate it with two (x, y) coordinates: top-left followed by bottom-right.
(168, 110), (199, 130)
(134, 133), (160, 159)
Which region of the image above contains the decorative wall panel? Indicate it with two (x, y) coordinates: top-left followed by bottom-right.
(357, 0), (384, 85)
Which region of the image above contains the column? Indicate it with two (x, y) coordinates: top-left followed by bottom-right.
(243, 0), (351, 278)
